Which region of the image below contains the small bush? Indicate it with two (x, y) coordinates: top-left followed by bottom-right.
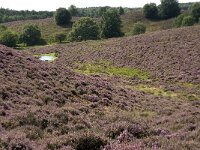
(175, 14), (186, 27)
(182, 16), (195, 26)
(0, 30), (18, 47)
(55, 33), (66, 43)
(75, 134), (106, 150)
(132, 22), (146, 35)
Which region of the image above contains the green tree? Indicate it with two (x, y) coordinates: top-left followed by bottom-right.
(182, 16), (194, 26)
(55, 33), (66, 43)
(118, 7), (125, 15)
(68, 17), (99, 42)
(158, 0), (180, 19)
(132, 22), (146, 35)
(55, 8), (71, 26)
(0, 30), (18, 47)
(191, 2), (200, 22)
(100, 9), (124, 38)
(99, 7), (110, 17)
(68, 5), (78, 16)
(143, 3), (158, 19)
(20, 24), (42, 46)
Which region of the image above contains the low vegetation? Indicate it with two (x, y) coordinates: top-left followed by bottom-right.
(75, 62), (149, 80)
(132, 22), (146, 35)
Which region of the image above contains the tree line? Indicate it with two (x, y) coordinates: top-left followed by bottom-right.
(0, 8), (54, 23)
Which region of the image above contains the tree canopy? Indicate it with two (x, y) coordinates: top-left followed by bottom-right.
(55, 8), (72, 26)
(20, 24), (42, 46)
(143, 3), (158, 19)
(100, 9), (124, 38)
(68, 17), (99, 42)
(158, 0), (180, 19)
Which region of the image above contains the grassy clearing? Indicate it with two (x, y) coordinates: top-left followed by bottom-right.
(136, 85), (178, 98)
(102, 106), (156, 122)
(126, 84), (200, 101)
(75, 62), (149, 80)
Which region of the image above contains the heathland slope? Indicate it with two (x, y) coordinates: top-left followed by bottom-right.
(0, 25), (200, 149)
(30, 25), (200, 84)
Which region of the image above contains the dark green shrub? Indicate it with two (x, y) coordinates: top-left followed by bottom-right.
(55, 33), (66, 43)
(100, 8), (124, 38)
(55, 8), (71, 26)
(143, 3), (158, 19)
(182, 16), (195, 26)
(132, 22), (146, 35)
(75, 134), (106, 150)
(190, 2), (200, 22)
(175, 14), (187, 27)
(158, 0), (180, 19)
(20, 24), (42, 46)
(68, 17), (99, 42)
(0, 30), (18, 47)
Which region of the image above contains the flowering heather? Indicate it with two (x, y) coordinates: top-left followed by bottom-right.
(0, 25), (200, 149)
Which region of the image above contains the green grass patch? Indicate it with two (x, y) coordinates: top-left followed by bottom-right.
(135, 85), (178, 98)
(75, 62), (149, 80)
(126, 84), (200, 101)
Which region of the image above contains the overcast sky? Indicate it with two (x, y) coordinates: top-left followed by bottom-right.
(0, 0), (199, 11)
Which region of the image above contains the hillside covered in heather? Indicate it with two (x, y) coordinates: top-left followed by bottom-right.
(0, 24), (200, 149)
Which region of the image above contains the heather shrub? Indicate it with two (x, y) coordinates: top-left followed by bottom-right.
(105, 123), (127, 139)
(182, 16), (195, 26)
(127, 123), (149, 139)
(132, 22), (146, 35)
(75, 134), (106, 150)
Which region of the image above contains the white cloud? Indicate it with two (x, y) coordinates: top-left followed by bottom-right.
(0, 0), (199, 11)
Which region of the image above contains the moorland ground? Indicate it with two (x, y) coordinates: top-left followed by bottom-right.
(0, 25), (200, 149)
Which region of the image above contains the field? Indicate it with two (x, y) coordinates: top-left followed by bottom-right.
(0, 24), (200, 149)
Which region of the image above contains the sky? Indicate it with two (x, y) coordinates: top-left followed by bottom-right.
(0, 0), (199, 11)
